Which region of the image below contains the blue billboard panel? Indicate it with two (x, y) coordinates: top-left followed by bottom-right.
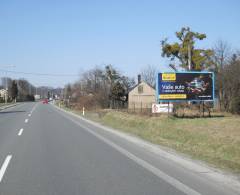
(157, 72), (214, 102)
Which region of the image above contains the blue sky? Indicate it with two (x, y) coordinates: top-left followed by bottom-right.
(0, 0), (239, 87)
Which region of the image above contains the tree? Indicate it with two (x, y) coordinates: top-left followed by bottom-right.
(212, 40), (231, 72)
(104, 65), (120, 108)
(11, 80), (18, 102)
(221, 53), (240, 113)
(140, 65), (157, 87)
(120, 76), (135, 93)
(104, 64), (119, 88)
(18, 79), (29, 97)
(212, 40), (232, 110)
(161, 27), (213, 70)
(47, 91), (51, 99)
(1, 77), (12, 90)
(64, 84), (72, 99)
(68, 65), (135, 109)
(14, 78), (39, 101)
(111, 81), (126, 101)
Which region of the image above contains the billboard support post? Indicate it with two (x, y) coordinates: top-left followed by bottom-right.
(202, 101), (205, 117)
(168, 101), (170, 117)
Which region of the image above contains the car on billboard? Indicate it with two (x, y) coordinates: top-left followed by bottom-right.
(186, 76), (210, 94)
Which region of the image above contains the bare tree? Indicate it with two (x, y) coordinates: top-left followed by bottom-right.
(212, 40), (232, 110)
(18, 79), (29, 96)
(213, 40), (232, 71)
(69, 65), (135, 109)
(11, 80), (18, 102)
(221, 53), (240, 113)
(140, 65), (157, 87)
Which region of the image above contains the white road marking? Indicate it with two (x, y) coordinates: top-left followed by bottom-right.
(30, 103), (38, 115)
(28, 114), (31, 117)
(0, 155), (12, 182)
(18, 128), (24, 136)
(59, 110), (201, 195)
(25, 119), (28, 123)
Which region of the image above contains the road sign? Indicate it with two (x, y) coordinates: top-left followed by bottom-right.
(152, 103), (173, 113)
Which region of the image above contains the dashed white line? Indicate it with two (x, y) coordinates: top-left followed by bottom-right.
(0, 155), (12, 183)
(30, 103), (38, 114)
(18, 128), (24, 136)
(28, 114), (31, 117)
(25, 119), (28, 123)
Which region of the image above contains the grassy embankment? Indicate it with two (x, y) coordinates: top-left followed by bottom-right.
(0, 102), (15, 108)
(61, 105), (240, 173)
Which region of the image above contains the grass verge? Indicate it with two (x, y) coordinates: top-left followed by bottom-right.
(0, 102), (17, 109)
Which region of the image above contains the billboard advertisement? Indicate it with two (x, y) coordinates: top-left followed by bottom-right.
(157, 72), (214, 102)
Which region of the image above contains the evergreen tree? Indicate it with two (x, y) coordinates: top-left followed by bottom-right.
(161, 27), (213, 70)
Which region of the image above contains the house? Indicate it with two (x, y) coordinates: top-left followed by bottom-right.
(0, 89), (8, 100)
(128, 75), (156, 109)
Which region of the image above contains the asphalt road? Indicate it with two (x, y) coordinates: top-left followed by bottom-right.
(0, 102), (239, 195)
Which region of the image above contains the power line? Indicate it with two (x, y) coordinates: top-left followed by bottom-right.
(0, 69), (79, 77)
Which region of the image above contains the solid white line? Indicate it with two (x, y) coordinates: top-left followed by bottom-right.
(25, 119), (28, 123)
(0, 155), (12, 182)
(18, 128), (24, 136)
(58, 110), (201, 195)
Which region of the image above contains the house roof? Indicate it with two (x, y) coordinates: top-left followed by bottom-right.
(128, 81), (155, 93)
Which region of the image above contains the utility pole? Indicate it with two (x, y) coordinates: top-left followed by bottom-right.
(187, 41), (192, 106)
(188, 42), (191, 71)
(5, 75), (8, 104)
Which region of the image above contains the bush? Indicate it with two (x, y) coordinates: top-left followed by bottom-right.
(230, 96), (240, 114)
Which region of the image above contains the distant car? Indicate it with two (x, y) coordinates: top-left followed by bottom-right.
(42, 99), (48, 104)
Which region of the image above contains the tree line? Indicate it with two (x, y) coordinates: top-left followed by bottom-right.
(63, 65), (136, 109)
(0, 78), (36, 102)
(0, 78), (55, 102)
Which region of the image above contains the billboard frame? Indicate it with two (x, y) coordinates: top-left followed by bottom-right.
(156, 71), (215, 103)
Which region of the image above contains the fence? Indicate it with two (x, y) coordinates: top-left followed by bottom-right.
(126, 102), (154, 115)
(62, 99), (215, 118)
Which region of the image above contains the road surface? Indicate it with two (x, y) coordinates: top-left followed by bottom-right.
(0, 102), (239, 195)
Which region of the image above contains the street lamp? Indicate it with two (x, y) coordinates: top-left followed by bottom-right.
(0, 65), (16, 103)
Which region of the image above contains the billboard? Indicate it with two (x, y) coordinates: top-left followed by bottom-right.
(157, 72), (214, 102)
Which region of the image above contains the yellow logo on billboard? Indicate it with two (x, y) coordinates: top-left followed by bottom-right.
(159, 94), (187, 99)
(162, 73), (176, 81)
